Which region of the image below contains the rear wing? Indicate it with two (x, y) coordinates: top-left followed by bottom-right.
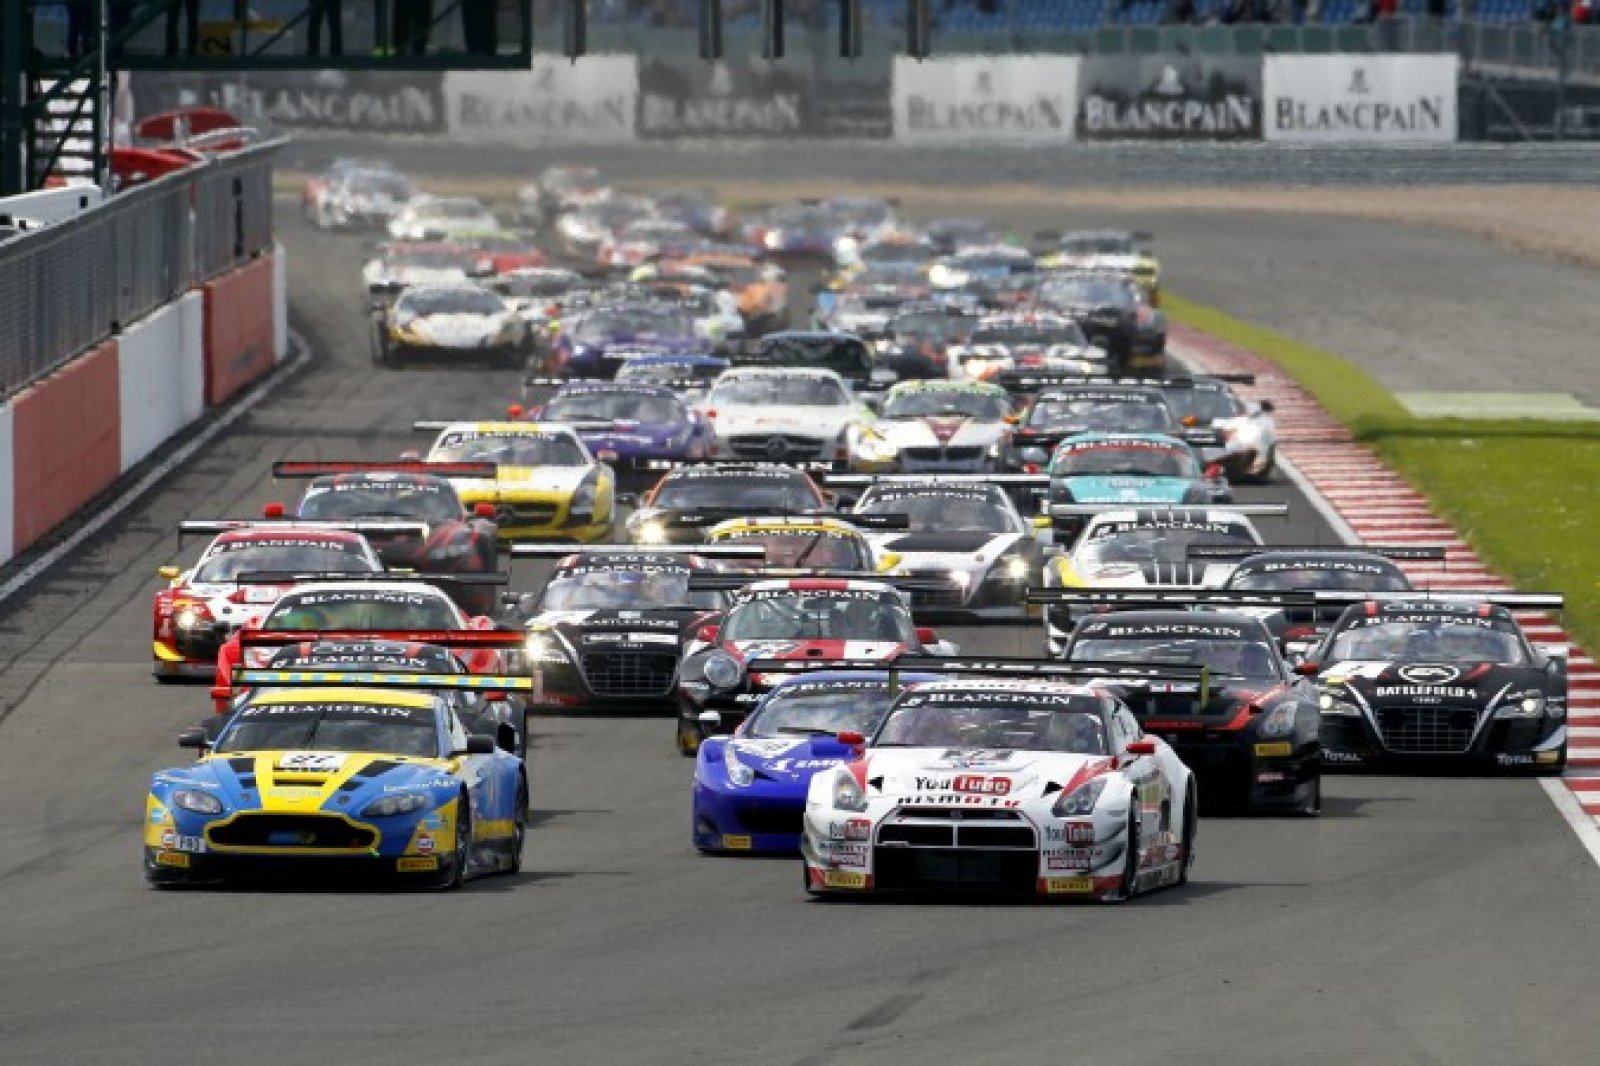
(687, 571), (961, 595)
(996, 372), (1254, 394)
(241, 629), (527, 649)
(637, 458), (832, 472)
(1049, 503), (1289, 519)
(270, 460), (498, 480)
(411, 420), (612, 433)
(177, 520), (428, 542)
(823, 473), (1050, 489)
(510, 543), (764, 559)
(231, 571), (510, 588)
(1025, 586), (1563, 611)
(661, 510), (909, 530)
(1009, 427), (1221, 453)
(746, 655), (1210, 702)
(1187, 544), (1449, 561)
(232, 669), (533, 692)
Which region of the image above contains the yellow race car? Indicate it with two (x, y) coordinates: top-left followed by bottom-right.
(704, 515), (903, 574)
(411, 420), (615, 542)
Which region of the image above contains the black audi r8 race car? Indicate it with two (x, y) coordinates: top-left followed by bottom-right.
(1298, 595), (1569, 772)
(1055, 604), (1323, 814)
(623, 462), (832, 546)
(509, 545), (757, 715)
(276, 461), (502, 615)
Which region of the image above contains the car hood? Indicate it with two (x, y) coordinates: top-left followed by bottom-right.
(715, 406), (858, 437)
(727, 639), (911, 664)
(1321, 661), (1529, 707)
(862, 748), (1116, 802)
(874, 417), (1004, 448)
(876, 529), (1018, 560)
(452, 466), (591, 496)
(1058, 476), (1196, 503)
(157, 750), (460, 814)
(720, 736), (858, 785)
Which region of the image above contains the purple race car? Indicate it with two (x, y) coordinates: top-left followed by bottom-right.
(550, 305), (707, 378)
(536, 381), (715, 470)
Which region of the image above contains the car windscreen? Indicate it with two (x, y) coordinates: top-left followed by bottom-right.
(1059, 235), (1135, 255)
(1079, 523), (1257, 566)
(420, 200), (488, 220)
(1029, 397), (1175, 434)
(970, 325), (1085, 347)
(654, 476), (815, 510)
(299, 478), (464, 525)
(386, 248), (473, 270)
(708, 376), (849, 407)
(876, 693), (1107, 753)
(721, 592), (912, 642)
(218, 701), (441, 757)
(857, 491), (1011, 533)
(882, 388), (1008, 420)
(264, 591), (459, 631)
(193, 541), (376, 583)
(1051, 441), (1198, 478)
(1327, 619), (1527, 665)
(431, 431), (587, 467)
(746, 686), (897, 738)
(888, 312), (976, 343)
(540, 569), (717, 610)
(573, 309), (693, 342)
(1039, 277), (1133, 306)
(1070, 636), (1280, 681)
(544, 392), (683, 424)
(1163, 386), (1244, 423)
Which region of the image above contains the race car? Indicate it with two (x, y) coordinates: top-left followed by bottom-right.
(834, 475), (1051, 621)
(928, 244), (1036, 292)
(650, 187), (733, 238)
(702, 367), (873, 465)
(145, 672), (530, 888)
(665, 248), (787, 334)
(553, 197), (656, 260)
(735, 332), (879, 387)
(595, 218), (697, 272)
(508, 545), (756, 714)
(372, 284), (529, 368)
(674, 575), (954, 754)
(274, 461), (502, 615)
(846, 380), (1012, 474)
(872, 305), (980, 380)
(703, 515), (893, 573)
(611, 353), (731, 394)
(1006, 382), (1192, 471)
(1037, 229), (1161, 305)
(362, 241), (479, 298)
(799, 658), (1198, 901)
(921, 217), (997, 257)
(528, 380), (716, 469)
(693, 667), (943, 854)
(412, 421), (616, 542)
(1157, 376), (1278, 483)
(1038, 504), (1287, 654)
(211, 577), (511, 700)
(466, 231), (550, 276)
(529, 164), (613, 220)
(624, 462), (831, 546)
(1055, 604), (1323, 814)
(947, 313), (1105, 384)
(305, 164), (413, 230)
(550, 304), (705, 378)
(1044, 434), (1231, 511)
(1298, 593), (1568, 772)
(386, 195), (500, 242)
(742, 202), (838, 258)
(152, 522), (387, 681)
(1034, 271), (1164, 375)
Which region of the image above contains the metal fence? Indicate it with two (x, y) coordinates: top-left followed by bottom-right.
(0, 139), (280, 397)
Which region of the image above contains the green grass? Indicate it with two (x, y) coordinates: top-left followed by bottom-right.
(1166, 295), (1600, 657)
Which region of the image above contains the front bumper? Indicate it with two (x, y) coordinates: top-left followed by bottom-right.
(457, 493), (610, 543)
(144, 846), (458, 884)
(1160, 736), (1320, 810)
(693, 781), (805, 853)
(385, 339), (524, 365)
(1321, 713), (1566, 772)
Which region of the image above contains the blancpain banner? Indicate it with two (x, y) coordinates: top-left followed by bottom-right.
(1264, 55), (1458, 143)
(444, 56), (638, 145)
(892, 56), (1077, 144)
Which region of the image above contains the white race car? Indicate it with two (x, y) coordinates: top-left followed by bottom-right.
(702, 367), (873, 465)
(387, 196), (500, 242)
(801, 666), (1197, 902)
(948, 313), (1108, 384)
(363, 242), (478, 298)
(847, 379), (1012, 473)
(1159, 377), (1279, 483)
(307, 166), (413, 230)
(373, 284), (528, 367)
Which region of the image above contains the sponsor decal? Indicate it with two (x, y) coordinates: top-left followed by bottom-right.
(1045, 850), (1092, 871)
(828, 843), (870, 865)
(155, 851), (191, 868)
(415, 834), (435, 854)
(1496, 753), (1534, 766)
(893, 56), (1078, 145)
(1077, 56), (1261, 141)
(277, 752), (348, 773)
(1254, 741), (1293, 758)
(1042, 876), (1094, 894)
(1374, 686), (1473, 699)
(445, 58), (638, 145)
(1397, 664), (1462, 685)
(135, 71), (448, 133)
(721, 834), (753, 850)
(768, 758), (843, 773)
(821, 870), (869, 889)
(1264, 56), (1457, 144)
(1322, 750), (1364, 763)
(913, 774), (1011, 795)
(397, 856), (439, 872)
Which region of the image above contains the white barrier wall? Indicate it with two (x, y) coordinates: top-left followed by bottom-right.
(273, 243), (289, 361)
(1263, 55), (1458, 143)
(0, 404), (13, 563)
(892, 56), (1079, 145)
(117, 292), (205, 472)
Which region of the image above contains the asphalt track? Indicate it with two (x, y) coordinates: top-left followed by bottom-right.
(2, 198), (1599, 1066)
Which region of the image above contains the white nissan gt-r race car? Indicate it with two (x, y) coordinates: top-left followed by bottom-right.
(799, 661), (1199, 902)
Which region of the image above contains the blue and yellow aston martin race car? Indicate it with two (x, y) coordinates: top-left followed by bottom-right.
(144, 670), (531, 889)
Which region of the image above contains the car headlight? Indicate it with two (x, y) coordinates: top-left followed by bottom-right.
(1019, 446), (1048, 465)
(832, 768), (868, 812)
(172, 789), (224, 815)
(723, 744), (755, 787)
(570, 477), (599, 515)
(1257, 702), (1299, 738)
(524, 632), (568, 663)
(702, 650), (743, 692)
(636, 519), (667, 544)
(1318, 691), (1363, 717)
(1052, 777), (1106, 818)
(174, 606), (204, 629)
(361, 792), (430, 818)
(1496, 694), (1547, 720)
(1000, 555), (1031, 582)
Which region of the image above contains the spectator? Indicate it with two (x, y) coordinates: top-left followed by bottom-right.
(462, 0), (498, 52)
(1166, 0), (1199, 21)
(66, 0), (92, 56)
(307, 0), (344, 55)
(394, 0), (433, 53)
(165, 0), (200, 55)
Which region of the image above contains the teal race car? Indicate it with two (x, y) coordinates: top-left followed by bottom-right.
(1047, 432), (1232, 510)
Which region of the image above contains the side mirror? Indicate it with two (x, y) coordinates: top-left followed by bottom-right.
(457, 735), (497, 756)
(915, 626), (938, 646)
(262, 501), (286, 518)
(696, 624), (720, 644)
(473, 502), (497, 519)
(177, 727), (209, 750)
(1293, 660), (1321, 677)
(158, 565), (181, 581)
(1125, 738), (1157, 756)
(836, 730), (866, 746)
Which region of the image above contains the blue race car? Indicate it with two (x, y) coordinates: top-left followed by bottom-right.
(692, 668), (942, 854)
(1048, 432), (1232, 508)
(552, 304), (707, 378)
(144, 670), (530, 890)
(537, 380), (715, 467)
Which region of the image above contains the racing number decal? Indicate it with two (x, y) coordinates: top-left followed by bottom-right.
(277, 752), (348, 773)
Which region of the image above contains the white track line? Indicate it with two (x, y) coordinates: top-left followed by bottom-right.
(0, 334), (310, 608)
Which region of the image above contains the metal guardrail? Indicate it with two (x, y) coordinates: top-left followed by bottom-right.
(0, 139), (280, 397)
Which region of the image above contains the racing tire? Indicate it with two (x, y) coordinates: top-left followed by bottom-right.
(1177, 784), (1198, 887)
(1298, 774), (1322, 818)
(1113, 811), (1141, 904)
(675, 718), (700, 758)
(438, 792), (472, 890)
(153, 671), (183, 685)
(507, 779), (528, 875)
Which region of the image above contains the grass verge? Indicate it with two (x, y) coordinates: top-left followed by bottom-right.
(1166, 295), (1600, 656)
